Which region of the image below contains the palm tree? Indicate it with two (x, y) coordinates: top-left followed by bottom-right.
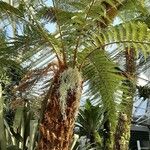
(1, 0), (150, 150)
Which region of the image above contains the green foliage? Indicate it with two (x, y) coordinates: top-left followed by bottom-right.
(77, 100), (103, 135)
(82, 50), (123, 128)
(37, 6), (76, 23)
(75, 100), (103, 149)
(2, 104), (38, 150)
(138, 85), (150, 100)
(0, 1), (23, 17)
(0, 0), (150, 149)
(92, 21), (150, 57)
(0, 31), (20, 67)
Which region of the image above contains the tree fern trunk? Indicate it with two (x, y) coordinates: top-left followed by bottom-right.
(114, 48), (136, 150)
(38, 67), (82, 150)
(103, 119), (114, 150)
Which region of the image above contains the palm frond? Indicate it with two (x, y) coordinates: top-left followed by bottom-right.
(77, 100), (103, 135)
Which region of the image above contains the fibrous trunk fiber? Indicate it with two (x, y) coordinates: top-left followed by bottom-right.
(38, 67), (82, 150)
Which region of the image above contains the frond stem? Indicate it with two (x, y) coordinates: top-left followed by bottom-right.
(35, 23), (61, 63)
(23, 1), (62, 64)
(73, 0), (96, 67)
(5, 0), (62, 64)
(52, 0), (67, 66)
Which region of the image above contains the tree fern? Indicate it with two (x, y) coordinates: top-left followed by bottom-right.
(82, 50), (123, 125)
(0, 0), (150, 149)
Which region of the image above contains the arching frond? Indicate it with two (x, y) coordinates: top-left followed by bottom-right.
(82, 50), (123, 126)
(92, 22), (150, 57)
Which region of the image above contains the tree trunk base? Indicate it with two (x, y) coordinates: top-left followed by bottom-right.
(114, 113), (131, 150)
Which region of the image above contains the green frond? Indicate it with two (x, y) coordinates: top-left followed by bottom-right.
(76, 100), (103, 148)
(77, 100), (103, 134)
(49, 0), (125, 29)
(82, 50), (123, 127)
(93, 21), (150, 57)
(119, 0), (149, 20)
(36, 6), (56, 22)
(36, 6), (76, 24)
(0, 1), (62, 60)
(0, 1), (23, 17)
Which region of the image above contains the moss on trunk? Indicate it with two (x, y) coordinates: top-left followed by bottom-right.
(114, 48), (136, 150)
(103, 119), (114, 150)
(114, 113), (131, 150)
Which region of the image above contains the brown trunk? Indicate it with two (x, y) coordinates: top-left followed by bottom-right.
(114, 48), (136, 150)
(38, 67), (82, 150)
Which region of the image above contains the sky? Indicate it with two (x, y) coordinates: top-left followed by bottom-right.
(1, 0), (56, 37)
